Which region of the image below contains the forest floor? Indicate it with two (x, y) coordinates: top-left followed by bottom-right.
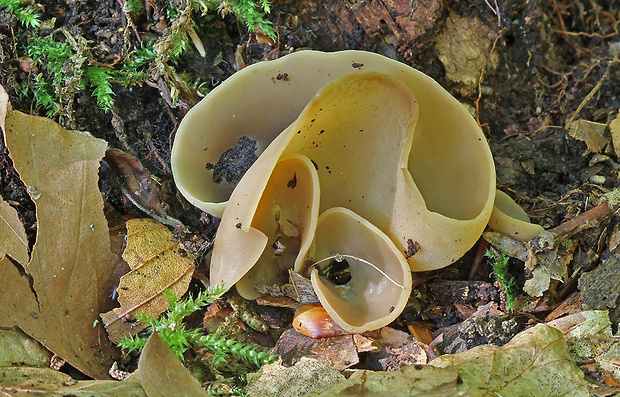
(0, 0), (619, 395)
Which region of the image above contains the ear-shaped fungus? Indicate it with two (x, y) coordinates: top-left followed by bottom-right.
(210, 153), (319, 298)
(308, 207), (412, 333)
(172, 50), (496, 272)
(488, 190), (544, 241)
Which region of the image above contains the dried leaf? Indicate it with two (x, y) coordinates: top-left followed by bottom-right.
(610, 111), (620, 157)
(431, 324), (590, 396)
(365, 327), (427, 371)
(547, 310), (613, 339)
(548, 310), (620, 383)
(104, 149), (180, 227)
(305, 364), (462, 397)
(0, 196), (28, 328)
(275, 328), (361, 370)
(0, 366), (146, 396)
(247, 357), (345, 397)
(101, 219), (194, 343)
(0, 326), (145, 396)
(137, 331), (208, 397)
(435, 12), (498, 96)
(0, 195), (28, 265)
(0, 86), (116, 379)
(0, 327), (51, 367)
(568, 119), (609, 154)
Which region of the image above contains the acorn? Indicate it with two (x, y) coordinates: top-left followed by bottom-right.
(292, 303), (349, 339)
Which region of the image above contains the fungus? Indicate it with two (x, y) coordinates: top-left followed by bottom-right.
(308, 207), (412, 333)
(172, 50), (510, 333)
(173, 51), (496, 272)
(488, 190), (544, 241)
(211, 153), (319, 298)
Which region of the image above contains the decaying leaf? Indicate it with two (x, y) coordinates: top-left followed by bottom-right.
(0, 195), (29, 266)
(101, 218), (194, 343)
(434, 11), (498, 96)
(104, 148), (181, 228)
(0, 86), (116, 379)
(247, 357), (345, 397)
(0, 195), (28, 328)
(567, 119), (609, 154)
(364, 327), (428, 371)
(305, 364), (462, 397)
(548, 310), (620, 384)
(431, 323), (590, 396)
(0, 366), (146, 396)
(274, 328), (366, 370)
(0, 326), (145, 396)
(136, 331), (209, 397)
(0, 327), (51, 368)
(610, 111), (620, 157)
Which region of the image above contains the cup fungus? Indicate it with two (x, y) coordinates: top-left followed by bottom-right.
(214, 153), (320, 299)
(308, 207), (412, 333)
(488, 190), (544, 241)
(172, 50), (496, 272)
(172, 50), (518, 334)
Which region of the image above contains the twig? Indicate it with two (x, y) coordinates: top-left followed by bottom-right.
(568, 56), (617, 124)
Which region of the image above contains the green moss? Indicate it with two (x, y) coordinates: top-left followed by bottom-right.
(118, 285), (278, 394)
(485, 249), (517, 312)
(0, 0), (41, 28)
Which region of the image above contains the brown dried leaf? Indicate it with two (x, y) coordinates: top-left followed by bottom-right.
(137, 331), (208, 397)
(0, 86), (116, 379)
(104, 149), (180, 227)
(365, 327), (427, 371)
(101, 218), (194, 343)
(275, 328), (361, 370)
(568, 119), (609, 154)
(0, 366), (146, 396)
(0, 327), (51, 368)
(0, 195), (28, 266)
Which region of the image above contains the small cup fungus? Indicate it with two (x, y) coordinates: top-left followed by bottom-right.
(488, 190), (544, 241)
(308, 207), (412, 333)
(172, 50), (537, 334)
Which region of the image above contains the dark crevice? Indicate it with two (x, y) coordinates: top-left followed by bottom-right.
(6, 255), (40, 310)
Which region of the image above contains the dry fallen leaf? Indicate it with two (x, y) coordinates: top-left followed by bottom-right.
(136, 331), (209, 397)
(0, 324), (145, 396)
(101, 218), (194, 343)
(431, 323), (590, 396)
(0, 85), (116, 379)
(275, 328), (363, 370)
(567, 119), (609, 154)
(247, 357), (345, 397)
(305, 364), (462, 397)
(548, 310), (620, 385)
(0, 195), (29, 328)
(104, 148), (181, 227)
(0, 327), (51, 368)
(0, 366), (146, 396)
(0, 195), (29, 266)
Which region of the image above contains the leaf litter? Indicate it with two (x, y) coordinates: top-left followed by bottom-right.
(101, 218), (195, 343)
(1, 1), (619, 395)
(0, 85), (116, 379)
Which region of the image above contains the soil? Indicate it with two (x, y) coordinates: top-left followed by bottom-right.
(1, 0), (619, 388)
